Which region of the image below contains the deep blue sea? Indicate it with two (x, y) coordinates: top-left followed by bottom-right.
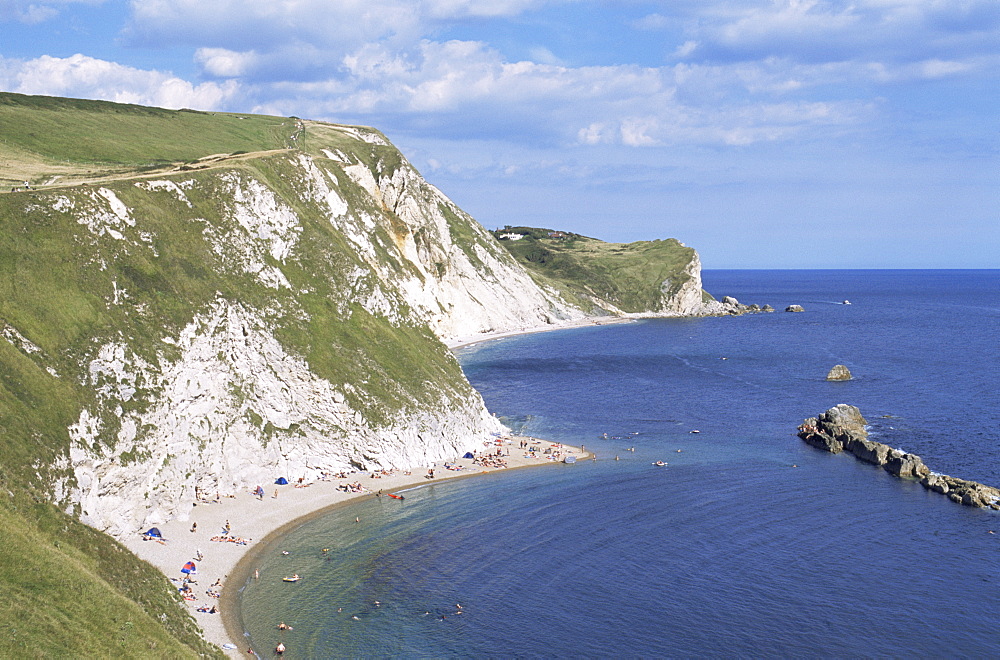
(238, 270), (1000, 658)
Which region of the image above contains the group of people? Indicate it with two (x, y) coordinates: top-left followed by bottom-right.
(210, 534), (250, 545)
(337, 481), (366, 493)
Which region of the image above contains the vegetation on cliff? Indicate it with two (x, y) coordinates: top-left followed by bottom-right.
(0, 93), (708, 654)
(0, 93), (483, 655)
(491, 226), (710, 313)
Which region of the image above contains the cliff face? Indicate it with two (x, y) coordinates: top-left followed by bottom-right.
(0, 119), (699, 538)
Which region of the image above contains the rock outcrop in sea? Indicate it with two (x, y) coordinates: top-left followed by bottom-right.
(798, 404), (1000, 509)
(826, 364), (852, 380)
(785, 304), (805, 312)
(709, 296), (773, 316)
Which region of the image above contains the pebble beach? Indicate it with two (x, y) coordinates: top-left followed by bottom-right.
(123, 436), (590, 657)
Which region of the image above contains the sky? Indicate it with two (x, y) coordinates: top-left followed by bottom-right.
(1, 1), (997, 268)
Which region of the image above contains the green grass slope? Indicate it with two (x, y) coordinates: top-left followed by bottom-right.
(492, 226), (705, 313)
(0, 91), (296, 187)
(0, 498), (221, 658)
(0, 94), (480, 654)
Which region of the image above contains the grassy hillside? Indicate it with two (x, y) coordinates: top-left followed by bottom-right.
(0, 94), (479, 654)
(0, 498), (221, 658)
(0, 91), (296, 188)
(492, 226), (705, 313)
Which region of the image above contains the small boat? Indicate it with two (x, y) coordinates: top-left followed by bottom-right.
(282, 575), (301, 583)
(388, 493), (405, 500)
(652, 461), (668, 467)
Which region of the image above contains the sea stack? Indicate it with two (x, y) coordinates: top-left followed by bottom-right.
(826, 364), (852, 381)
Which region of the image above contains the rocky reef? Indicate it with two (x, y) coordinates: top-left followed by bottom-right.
(714, 296), (774, 316)
(798, 404), (1000, 509)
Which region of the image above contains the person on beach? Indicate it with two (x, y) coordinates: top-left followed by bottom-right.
(224, 520), (231, 534)
(190, 522), (197, 533)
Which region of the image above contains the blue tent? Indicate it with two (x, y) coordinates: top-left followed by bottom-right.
(463, 452), (475, 459)
(274, 477), (289, 485)
(144, 527), (162, 538)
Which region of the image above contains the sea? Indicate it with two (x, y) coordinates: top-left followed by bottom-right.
(236, 270), (1000, 658)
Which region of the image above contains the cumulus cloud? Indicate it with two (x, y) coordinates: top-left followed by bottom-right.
(6, 0), (995, 152)
(194, 48), (258, 78)
(0, 54), (239, 109)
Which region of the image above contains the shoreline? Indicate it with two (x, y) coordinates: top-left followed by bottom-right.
(124, 437), (591, 657)
(444, 316), (633, 350)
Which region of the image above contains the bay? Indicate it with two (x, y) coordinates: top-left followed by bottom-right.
(238, 270), (1000, 657)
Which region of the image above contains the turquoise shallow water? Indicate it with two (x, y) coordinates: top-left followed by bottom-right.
(238, 270), (1000, 657)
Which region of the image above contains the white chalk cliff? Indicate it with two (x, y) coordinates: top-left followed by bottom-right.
(9, 122), (707, 538)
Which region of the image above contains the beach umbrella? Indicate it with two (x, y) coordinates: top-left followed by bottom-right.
(181, 561), (196, 574)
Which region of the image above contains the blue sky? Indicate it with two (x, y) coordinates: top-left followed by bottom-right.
(2, 0), (997, 268)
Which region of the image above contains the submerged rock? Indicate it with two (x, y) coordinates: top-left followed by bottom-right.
(826, 364), (852, 381)
(798, 405), (1000, 509)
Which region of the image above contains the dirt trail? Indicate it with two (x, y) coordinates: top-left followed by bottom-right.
(1, 147), (297, 194)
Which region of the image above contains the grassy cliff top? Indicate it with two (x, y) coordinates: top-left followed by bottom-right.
(0, 92), (400, 189)
(492, 226), (701, 313)
(0, 92), (300, 186)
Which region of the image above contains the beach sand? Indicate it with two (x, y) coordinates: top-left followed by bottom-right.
(444, 316), (631, 350)
(124, 437), (591, 657)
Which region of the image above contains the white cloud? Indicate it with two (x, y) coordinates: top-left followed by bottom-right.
(631, 12), (670, 31)
(6, 0), (994, 155)
(423, 0), (556, 18)
(194, 48), (258, 78)
(0, 54), (239, 109)
(678, 0), (1000, 64)
(126, 0), (564, 53)
(0, 0), (101, 24)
